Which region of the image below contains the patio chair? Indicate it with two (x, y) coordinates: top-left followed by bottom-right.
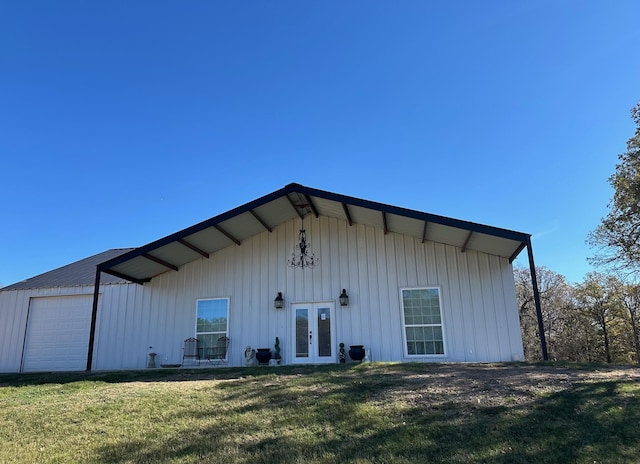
(181, 337), (200, 366)
(205, 336), (229, 365)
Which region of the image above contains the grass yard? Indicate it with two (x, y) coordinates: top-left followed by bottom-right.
(0, 362), (638, 463)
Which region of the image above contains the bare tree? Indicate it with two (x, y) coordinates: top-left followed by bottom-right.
(515, 266), (573, 361)
(619, 284), (640, 364)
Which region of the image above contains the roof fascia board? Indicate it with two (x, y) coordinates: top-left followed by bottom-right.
(287, 183), (531, 243)
(99, 183), (531, 277)
(100, 185), (295, 271)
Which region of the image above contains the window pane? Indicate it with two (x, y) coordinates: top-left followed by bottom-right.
(197, 299), (228, 334)
(197, 334), (216, 352)
(403, 289), (444, 355)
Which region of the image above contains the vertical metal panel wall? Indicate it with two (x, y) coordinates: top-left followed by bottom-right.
(0, 214), (523, 372)
(93, 215), (522, 369)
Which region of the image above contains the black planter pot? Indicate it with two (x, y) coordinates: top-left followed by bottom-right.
(348, 345), (365, 362)
(256, 348), (272, 365)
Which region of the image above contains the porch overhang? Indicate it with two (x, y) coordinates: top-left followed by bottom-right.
(97, 183), (531, 283)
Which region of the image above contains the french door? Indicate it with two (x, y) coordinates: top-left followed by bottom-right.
(291, 302), (335, 364)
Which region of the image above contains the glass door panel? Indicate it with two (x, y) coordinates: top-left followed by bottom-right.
(295, 308), (309, 358)
(317, 307), (332, 358)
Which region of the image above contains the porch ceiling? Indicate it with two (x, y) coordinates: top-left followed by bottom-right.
(98, 183), (530, 284)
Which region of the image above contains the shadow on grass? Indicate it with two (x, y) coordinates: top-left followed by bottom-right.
(87, 365), (639, 464)
(0, 363), (351, 387)
(1, 361), (633, 388)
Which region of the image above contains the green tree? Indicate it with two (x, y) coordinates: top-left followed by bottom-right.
(588, 102), (640, 273)
(573, 273), (629, 364)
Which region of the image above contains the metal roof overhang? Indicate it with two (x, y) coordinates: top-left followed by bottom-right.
(97, 183), (531, 284)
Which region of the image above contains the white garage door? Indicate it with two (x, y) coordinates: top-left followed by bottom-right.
(22, 295), (93, 372)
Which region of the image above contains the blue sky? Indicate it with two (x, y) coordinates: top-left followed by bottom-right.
(1, 1), (638, 287)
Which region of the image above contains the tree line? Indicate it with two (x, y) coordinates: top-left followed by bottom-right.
(516, 267), (640, 364)
(517, 101), (640, 365)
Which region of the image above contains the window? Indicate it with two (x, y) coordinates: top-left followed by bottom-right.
(401, 288), (445, 356)
(196, 298), (229, 354)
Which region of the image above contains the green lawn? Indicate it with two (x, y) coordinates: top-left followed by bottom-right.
(0, 363), (638, 463)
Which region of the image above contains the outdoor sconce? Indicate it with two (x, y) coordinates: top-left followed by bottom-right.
(274, 292), (284, 309)
(339, 289), (349, 306)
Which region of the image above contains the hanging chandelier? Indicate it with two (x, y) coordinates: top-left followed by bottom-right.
(288, 216), (319, 269)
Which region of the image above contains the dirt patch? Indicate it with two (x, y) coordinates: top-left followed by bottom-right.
(370, 363), (640, 409)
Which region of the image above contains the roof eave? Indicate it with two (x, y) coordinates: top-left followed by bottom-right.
(98, 183), (530, 283)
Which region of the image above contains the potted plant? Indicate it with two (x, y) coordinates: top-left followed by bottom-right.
(339, 343), (346, 363)
(255, 348), (272, 365)
(349, 345), (365, 362)
(274, 337), (281, 365)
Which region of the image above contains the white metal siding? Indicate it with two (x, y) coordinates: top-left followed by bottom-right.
(0, 289), (28, 372)
(118, 215), (523, 368)
(0, 215), (523, 372)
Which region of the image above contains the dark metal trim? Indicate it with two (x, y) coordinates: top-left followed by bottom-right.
(99, 185), (298, 273)
(250, 209), (272, 232)
(461, 231), (473, 252)
(97, 182), (532, 283)
(178, 239), (209, 258)
(102, 268), (150, 285)
(527, 237), (548, 361)
(142, 253), (179, 272)
(304, 194), (319, 218)
(422, 221), (428, 243)
(509, 242), (527, 263)
(213, 224), (241, 246)
(86, 266), (101, 371)
(382, 211), (389, 235)
(286, 183), (530, 243)
(342, 202), (353, 226)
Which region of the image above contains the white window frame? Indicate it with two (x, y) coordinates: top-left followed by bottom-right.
(400, 287), (446, 357)
(195, 297), (230, 358)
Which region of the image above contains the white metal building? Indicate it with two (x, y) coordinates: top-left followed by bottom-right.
(0, 184), (545, 373)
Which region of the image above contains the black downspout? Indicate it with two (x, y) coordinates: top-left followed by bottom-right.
(86, 265), (102, 371)
(526, 237), (548, 360)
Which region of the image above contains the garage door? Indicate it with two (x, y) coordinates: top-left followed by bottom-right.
(22, 295), (93, 372)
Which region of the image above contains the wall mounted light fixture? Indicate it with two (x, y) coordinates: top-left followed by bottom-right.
(274, 292), (284, 309)
(339, 289), (349, 306)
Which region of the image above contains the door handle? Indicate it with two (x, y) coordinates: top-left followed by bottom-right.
(309, 331), (312, 344)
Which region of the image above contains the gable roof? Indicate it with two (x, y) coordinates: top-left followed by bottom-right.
(1, 249), (135, 291)
(97, 183), (531, 285)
